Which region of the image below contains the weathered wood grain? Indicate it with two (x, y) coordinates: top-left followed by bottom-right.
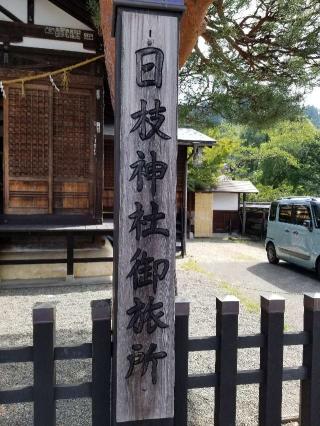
(3, 80), (103, 219)
(100, 0), (211, 108)
(115, 9), (179, 423)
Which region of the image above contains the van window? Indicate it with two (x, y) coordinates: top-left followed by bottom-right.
(279, 205), (292, 223)
(311, 202), (320, 228)
(294, 205), (311, 226)
(269, 202), (278, 221)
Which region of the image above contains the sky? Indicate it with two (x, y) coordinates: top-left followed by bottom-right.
(304, 87), (320, 108)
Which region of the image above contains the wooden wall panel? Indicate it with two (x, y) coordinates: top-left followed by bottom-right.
(103, 139), (114, 212)
(8, 180), (49, 209)
(3, 80), (102, 220)
(194, 192), (213, 237)
(213, 210), (240, 233)
(4, 85), (52, 214)
(52, 89), (94, 215)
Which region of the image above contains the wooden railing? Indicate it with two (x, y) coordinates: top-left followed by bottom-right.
(0, 300), (112, 426)
(2, 294), (320, 425)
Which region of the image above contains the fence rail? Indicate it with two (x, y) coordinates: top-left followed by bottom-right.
(0, 299), (112, 426)
(1, 294), (320, 425)
(175, 293), (320, 426)
(0, 231), (113, 276)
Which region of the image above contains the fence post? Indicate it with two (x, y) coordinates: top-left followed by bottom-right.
(174, 299), (190, 426)
(66, 233), (74, 277)
(300, 293), (320, 426)
(91, 299), (112, 426)
(33, 303), (56, 426)
(214, 295), (239, 426)
(259, 295), (285, 426)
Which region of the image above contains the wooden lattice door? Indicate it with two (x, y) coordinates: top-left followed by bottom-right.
(3, 84), (98, 218)
(52, 89), (95, 215)
(3, 85), (52, 214)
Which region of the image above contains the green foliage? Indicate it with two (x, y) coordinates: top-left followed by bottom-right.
(259, 145), (299, 187)
(227, 118), (320, 200)
(187, 131), (239, 191)
(188, 117), (320, 201)
(267, 119), (318, 146)
(180, 0), (320, 126)
(87, 0), (101, 31)
(252, 183), (297, 201)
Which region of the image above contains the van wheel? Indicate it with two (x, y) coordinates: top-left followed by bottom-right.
(267, 243), (279, 265)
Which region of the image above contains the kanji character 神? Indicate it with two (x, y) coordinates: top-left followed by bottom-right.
(129, 150), (167, 196)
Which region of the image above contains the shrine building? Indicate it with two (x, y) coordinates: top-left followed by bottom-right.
(0, 0), (214, 284)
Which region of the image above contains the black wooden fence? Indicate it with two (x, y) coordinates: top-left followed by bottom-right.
(1, 294), (320, 425)
(0, 299), (112, 426)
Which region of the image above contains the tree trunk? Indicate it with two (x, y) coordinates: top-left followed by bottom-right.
(99, 0), (211, 107)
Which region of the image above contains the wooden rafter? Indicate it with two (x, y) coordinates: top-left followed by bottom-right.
(0, 5), (22, 23)
(48, 0), (95, 30)
(28, 0), (34, 24)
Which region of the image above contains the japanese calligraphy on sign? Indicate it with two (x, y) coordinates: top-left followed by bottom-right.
(115, 8), (179, 423)
(44, 26), (94, 42)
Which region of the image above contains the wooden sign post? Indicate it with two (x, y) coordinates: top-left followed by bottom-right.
(112, 0), (185, 424)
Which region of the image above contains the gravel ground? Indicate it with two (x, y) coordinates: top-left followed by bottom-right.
(1, 237), (312, 425)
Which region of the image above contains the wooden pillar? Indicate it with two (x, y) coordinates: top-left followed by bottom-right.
(28, 0), (34, 24)
(300, 293), (320, 426)
(95, 85), (104, 223)
(242, 193), (247, 235)
(33, 303), (56, 426)
(259, 295), (285, 426)
(91, 299), (112, 426)
(174, 299), (190, 425)
(214, 296), (239, 426)
(112, 1), (185, 424)
(182, 149), (188, 257)
(66, 233), (74, 278)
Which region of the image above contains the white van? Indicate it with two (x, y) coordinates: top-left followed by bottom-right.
(265, 197), (320, 278)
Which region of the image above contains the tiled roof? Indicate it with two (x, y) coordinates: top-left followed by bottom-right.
(104, 125), (216, 147)
(213, 178), (258, 193)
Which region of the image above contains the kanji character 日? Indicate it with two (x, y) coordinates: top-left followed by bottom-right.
(135, 47), (164, 88)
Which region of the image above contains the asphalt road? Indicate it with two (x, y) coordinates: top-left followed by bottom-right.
(184, 237), (320, 331)
(176, 237), (312, 425)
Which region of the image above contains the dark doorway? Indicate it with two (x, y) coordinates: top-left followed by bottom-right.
(0, 96), (3, 214)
